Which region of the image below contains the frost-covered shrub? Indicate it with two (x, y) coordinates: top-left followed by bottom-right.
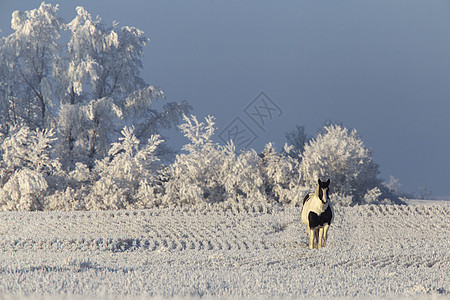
(162, 115), (229, 205)
(330, 191), (353, 207)
(44, 186), (89, 211)
(0, 126), (60, 174)
(0, 125), (61, 211)
(45, 126), (164, 210)
(222, 144), (266, 203)
(44, 162), (93, 210)
(163, 115), (319, 207)
(381, 176), (410, 202)
(363, 187), (382, 204)
(162, 116), (269, 206)
(299, 125), (382, 205)
(260, 143), (303, 205)
(0, 169), (48, 211)
(86, 127), (163, 210)
(163, 115), (313, 207)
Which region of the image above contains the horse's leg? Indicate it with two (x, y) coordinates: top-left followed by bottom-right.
(314, 228), (319, 249)
(318, 227), (324, 248)
(308, 227), (315, 249)
(323, 224), (329, 247)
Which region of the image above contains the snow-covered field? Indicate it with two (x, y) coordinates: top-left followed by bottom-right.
(0, 201), (448, 300)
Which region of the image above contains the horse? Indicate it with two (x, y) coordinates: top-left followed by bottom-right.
(301, 179), (334, 249)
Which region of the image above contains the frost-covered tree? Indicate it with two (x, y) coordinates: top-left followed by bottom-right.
(0, 2), (190, 170)
(56, 5), (190, 166)
(299, 125), (383, 205)
(1, 2), (63, 129)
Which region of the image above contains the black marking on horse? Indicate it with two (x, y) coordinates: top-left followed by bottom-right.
(308, 206), (333, 230)
(303, 194), (310, 204)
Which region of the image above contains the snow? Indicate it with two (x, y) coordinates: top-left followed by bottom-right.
(0, 202), (448, 299)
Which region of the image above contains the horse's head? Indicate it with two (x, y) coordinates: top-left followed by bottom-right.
(317, 179), (330, 205)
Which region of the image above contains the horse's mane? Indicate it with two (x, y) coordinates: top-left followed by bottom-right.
(303, 193), (310, 204)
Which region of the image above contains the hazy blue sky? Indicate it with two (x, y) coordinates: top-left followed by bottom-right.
(1, 1), (450, 197)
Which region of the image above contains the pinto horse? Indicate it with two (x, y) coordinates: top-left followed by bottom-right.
(301, 179), (334, 249)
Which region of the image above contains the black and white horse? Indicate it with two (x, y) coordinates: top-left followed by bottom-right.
(301, 179), (334, 249)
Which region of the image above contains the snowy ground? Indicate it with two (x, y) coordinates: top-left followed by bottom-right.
(0, 201), (448, 300)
